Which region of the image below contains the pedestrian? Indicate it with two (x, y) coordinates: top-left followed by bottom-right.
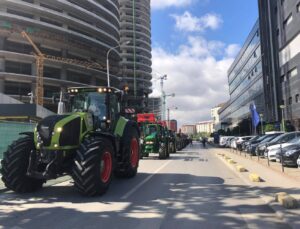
(202, 137), (206, 148)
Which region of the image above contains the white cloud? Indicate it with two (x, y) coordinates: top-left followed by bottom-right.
(151, 36), (236, 128)
(225, 44), (241, 58)
(151, 0), (194, 10)
(171, 11), (223, 32)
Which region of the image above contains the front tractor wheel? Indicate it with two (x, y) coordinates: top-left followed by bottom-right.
(114, 128), (140, 178)
(72, 137), (114, 196)
(159, 143), (167, 159)
(1, 136), (44, 193)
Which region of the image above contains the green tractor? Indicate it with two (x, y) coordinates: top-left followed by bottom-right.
(142, 123), (169, 159)
(1, 87), (140, 196)
(167, 129), (177, 154)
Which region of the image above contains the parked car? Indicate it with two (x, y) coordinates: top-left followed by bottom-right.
(278, 144), (300, 167)
(235, 136), (253, 150)
(242, 135), (261, 151)
(219, 136), (233, 147)
(297, 155), (300, 168)
(248, 133), (283, 156)
(257, 132), (300, 157)
(226, 137), (235, 148)
(265, 135), (300, 161)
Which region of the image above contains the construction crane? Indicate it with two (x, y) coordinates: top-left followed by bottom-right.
(21, 31), (105, 106)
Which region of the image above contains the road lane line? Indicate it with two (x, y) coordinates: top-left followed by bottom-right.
(121, 160), (172, 200)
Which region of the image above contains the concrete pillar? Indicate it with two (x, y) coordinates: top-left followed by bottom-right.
(31, 62), (36, 76)
(0, 57), (5, 72)
(0, 79), (4, 93)
(61, 68), (67, 81)
(0, 37), (4, 50)
(91, 76), (96, 86)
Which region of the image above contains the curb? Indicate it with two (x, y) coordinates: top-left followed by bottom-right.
(214, 151), (295, 228)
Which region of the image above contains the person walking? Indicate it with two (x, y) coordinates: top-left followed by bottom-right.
(202, 137), (207, 148)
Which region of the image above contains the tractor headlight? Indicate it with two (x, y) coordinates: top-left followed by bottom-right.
(56, 127), (63, 133)
(146, 141), (154, 144)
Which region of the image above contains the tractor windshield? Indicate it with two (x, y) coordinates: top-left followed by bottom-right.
(146, 125), (157, 136)
(71, 92), (107, 120)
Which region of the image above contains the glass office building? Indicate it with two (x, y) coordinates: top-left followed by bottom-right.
(219, 20), (265, 128)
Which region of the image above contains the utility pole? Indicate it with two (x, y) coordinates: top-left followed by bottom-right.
(160, 75), (167, 120)
(132, 0), (137, 98)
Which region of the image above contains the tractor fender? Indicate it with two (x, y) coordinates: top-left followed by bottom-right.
(89, 132), (120, 158)
(19, 132), (34, 138)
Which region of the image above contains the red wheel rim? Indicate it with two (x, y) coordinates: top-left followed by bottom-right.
(100, 151), (112, 183)
(130, 138), (139, 168)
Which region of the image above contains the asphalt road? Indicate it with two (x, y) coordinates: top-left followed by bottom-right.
(0, 143), (290, 229)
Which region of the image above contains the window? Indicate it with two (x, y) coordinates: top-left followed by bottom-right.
(296, 94), (299, 103)
(281, 0), (285, 5)
(253, 51), (257, 58)
(288, 68), (298, 78)
(283, 14), (293, 27)
(280, 75), (286, 83)
(5, 61), (31, 75)
(297, 3), (300, 12)
(289, 97), (293, 105)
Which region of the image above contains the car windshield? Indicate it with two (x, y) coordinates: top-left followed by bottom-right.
(71, 92), (107, 120)
(289, 137), (300, 144)
(261, 135), (279, 143)
(270, 134), (286, 143)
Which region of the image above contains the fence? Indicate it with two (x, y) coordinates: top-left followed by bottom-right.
(0, 121), (36, 160)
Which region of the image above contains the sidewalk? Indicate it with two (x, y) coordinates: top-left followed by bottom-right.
(211, 147), (300, 228)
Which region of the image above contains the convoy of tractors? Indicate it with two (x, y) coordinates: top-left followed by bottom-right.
(0, 86), (190, 196)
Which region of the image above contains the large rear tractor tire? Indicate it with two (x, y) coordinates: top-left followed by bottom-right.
(1, 136), (44, 193)
(72, 137), (114, 196)
(114, 128), (140, 178)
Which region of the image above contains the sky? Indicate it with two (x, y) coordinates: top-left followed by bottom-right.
(150, 0), (258, 128)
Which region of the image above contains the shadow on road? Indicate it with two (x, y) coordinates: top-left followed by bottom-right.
(0, 172), (296, 228)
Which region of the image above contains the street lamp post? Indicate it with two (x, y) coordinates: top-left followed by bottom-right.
(162, 93), (175, 121)
(280, 105), (286, 132)
(259, 114), (264, 135)
(106, 41), (131, 88)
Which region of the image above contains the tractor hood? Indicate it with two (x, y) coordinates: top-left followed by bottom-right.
(145, 132), (157, 141)
(35, 113), (91, 150)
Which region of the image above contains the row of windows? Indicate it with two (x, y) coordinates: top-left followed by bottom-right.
(5, 6), (118, 39)
(221, 78), (264, 120)
(284, 94), (300, 106)
(229, 45), (261, 94)
(276, 2), (300, 37)
(280, 67), (298, 83)
(228, 29), (260, 83)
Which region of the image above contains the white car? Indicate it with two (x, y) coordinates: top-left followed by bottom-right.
(219, 136), (233, 147)
(265, 138), (300, 161)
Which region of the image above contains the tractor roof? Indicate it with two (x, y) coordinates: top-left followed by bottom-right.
(67, 86), (121, 94)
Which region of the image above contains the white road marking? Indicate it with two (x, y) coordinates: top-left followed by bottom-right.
(121, 160), (172, 200)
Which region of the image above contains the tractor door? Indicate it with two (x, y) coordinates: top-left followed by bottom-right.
(108, 93), (120, 130)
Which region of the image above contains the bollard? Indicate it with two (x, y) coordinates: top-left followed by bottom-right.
(280, 144), (284, 173)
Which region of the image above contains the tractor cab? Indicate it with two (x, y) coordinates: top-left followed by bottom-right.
(67, 87), (122, 131)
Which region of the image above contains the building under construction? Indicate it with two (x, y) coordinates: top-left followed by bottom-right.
(119, 0), (152, 113)
(0, 0), (152, 114)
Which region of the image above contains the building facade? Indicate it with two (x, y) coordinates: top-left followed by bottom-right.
(219, 20), (265, 129)
(181, 125), (196, 135)
(148, 96), (161, 120)
(119, 0), (152, 113)
(211, 104), (222, 131)
(0, 0), (121, 110)
(196, 121), (214, 134)
(259, 0), (300, 130)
